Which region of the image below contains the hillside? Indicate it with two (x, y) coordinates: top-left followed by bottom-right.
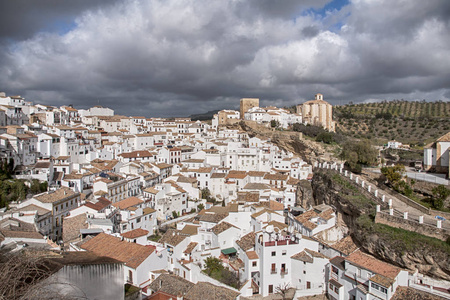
(334, 100), (450, 146)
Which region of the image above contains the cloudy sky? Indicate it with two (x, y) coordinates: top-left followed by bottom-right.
(0, 0), (449, 117)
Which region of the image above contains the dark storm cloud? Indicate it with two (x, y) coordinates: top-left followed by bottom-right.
(0, 0), (449, 117)
(0, 0), (120, 41)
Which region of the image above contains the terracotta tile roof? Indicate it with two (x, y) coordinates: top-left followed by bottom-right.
(243, 183), (270, 190)
(84, 197), (111, 211)
(177, 175), (197, 183)
(195, 167), (212, 173)
(291, 250), (313, 263)
(144, 187), (160, 194)
(226, 170), (248, 179)
(246, 250), (259, 260)
(370, 274), (395, 288)
(251, 208), (276, 219)
(148, 274), (194, 296)
(391, 286), (444, 300)
(158, 229), (187, 246)
(211, 221), (238, 235)
(143, 207), (156, 215)
(80, 233), (154, 269)
(236, 232), (256, 251)
(15, 204), (50, 216)
(260, 200), (284, 211)
(266, 220), (288, 231)
(236, 192), (259, 203)
(34, 187), (78, 203)
(119, 150), (154, 158)
(287, 178), (300, 185)
(264, 173), (289, 181)
(331, 236), (359, 256)
(330, 256), (346, 270)
(0, 217), (44, 240)
(34, 161), (51, 169)
(294, 210), (318, 230)
(436, 131), (450, 142)
(112, 197), (143, 210)
(184, 282), (240, 300)
(197, 212), (228, 223)
(179, 225), (199, 236)
(183, 242), (198, 254)
(305, 248), (328, 259)
(345, 250), (401, 280)
(211, 173), (226, 179)
(247, 171), (266, 177)
(121, 228), (149, 239)
(63, 214), (88, 242)
(319, 208), (335, 220)
(155, 163), (172, 169)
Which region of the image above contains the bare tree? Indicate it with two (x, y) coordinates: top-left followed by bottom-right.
(0, 251), (87, 300)
(275, 283), (291, 300)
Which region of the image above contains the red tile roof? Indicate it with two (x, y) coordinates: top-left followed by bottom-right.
(80, 233), (154, 269)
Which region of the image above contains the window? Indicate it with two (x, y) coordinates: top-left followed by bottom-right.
(371, 283), (387, 294)
(252, 261), (257, 267)
(271, 251), (276, 256)
(331, 265), (339, 275)
(271, 263), (276, 274)
(282, 250), (287, 256)
(268, 285), (273, 294)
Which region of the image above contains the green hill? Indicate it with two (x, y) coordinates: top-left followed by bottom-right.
(334, 100), (450, 147)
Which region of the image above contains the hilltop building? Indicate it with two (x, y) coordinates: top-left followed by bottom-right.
(240, 98), (259, 120)
(424, 131), (450, 177)
(297, 93), (335, 132)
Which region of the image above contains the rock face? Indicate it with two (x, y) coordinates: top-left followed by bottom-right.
(311, 169), (450, 281)
(235, 121), (325, 161)
(296, 180), (314, 208)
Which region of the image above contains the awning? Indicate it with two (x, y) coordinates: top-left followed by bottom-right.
(221, 247), (237, 255)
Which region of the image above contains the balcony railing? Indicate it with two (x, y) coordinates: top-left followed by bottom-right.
(271, 268), (277, 274)
(264, 239), (298, 247)
(281, 268), (288, 275)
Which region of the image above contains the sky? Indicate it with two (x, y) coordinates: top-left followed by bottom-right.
(0, 0), (449, 117)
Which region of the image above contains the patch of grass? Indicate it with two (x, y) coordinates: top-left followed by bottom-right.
(148, 234), (161, 242)
(372, 223), (450, 254)
(357, 213), (450, 254)
(332, 174), (357, 192)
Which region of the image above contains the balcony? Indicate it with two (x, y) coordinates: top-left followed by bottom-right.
(271, 268), (277, 274)
(264, 239), (298, 247)
(281, 268), (288, 275)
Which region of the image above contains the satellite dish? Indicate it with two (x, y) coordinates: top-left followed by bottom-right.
(266, 225), (274, 234)
(291, 236), (295, 242)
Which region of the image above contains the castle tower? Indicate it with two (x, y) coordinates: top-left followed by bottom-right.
(240, 98), (259, 120)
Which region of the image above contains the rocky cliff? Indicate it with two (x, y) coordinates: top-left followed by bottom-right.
(234, 121), (325, 161)
(311, 169), (450, 281)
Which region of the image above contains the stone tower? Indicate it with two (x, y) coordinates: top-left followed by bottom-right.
(240, 98), (259, 120)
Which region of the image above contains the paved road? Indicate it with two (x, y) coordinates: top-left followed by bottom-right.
(367, 168), (449, 185)
(356, 172), (450, 230)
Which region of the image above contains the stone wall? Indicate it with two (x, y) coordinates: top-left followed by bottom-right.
(375, 212), (450, 241)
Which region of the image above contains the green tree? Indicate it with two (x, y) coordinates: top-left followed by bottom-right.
(340, 139), (378, 173)
(381, 165), (413, 196)
(197, 203), (205, 211)
(204, 256), (223, 276)
(315, 132), (334, 144)
(431, 185), (450, 210)
(201, 188), (211, 199)
(171, 210), (179, 219)
(381, 164), (405, 185)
